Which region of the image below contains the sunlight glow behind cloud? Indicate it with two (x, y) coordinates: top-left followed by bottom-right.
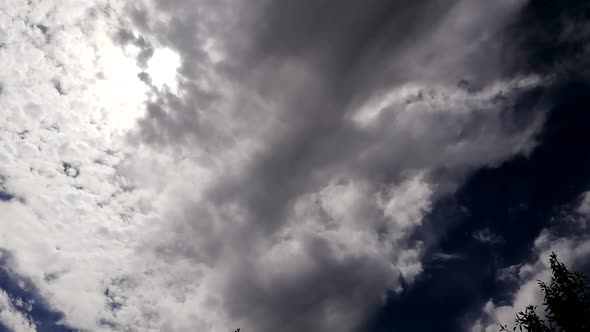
(146, 47), (181, 91)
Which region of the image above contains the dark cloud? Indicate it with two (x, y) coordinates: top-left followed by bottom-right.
(0, 175), (14, 202)
(120, 0), (560, 331)
(473, 228), (504, 245)
(136, 0), (540, 235)
(222, 240), (398, 332)
(114, 28), (155, 69)
(240, 0), (455, 82)
(129, 0), (527, 148)
(206, 81), (542, 237)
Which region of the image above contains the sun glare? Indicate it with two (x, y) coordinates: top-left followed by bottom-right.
(146, 47), (181, 91)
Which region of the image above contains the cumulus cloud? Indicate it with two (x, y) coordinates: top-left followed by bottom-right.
(0, 1), (156, 330)
(0, 0), (551, 331)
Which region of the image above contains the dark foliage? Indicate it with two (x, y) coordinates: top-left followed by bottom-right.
(500, 253), (590, 332)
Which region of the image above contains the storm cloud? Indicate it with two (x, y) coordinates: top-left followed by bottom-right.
(120, 0), (545, 331)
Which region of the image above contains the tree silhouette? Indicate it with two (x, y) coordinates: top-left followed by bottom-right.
(500, 252), (590, 332)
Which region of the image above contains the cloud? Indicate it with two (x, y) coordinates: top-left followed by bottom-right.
(432, 252), (464, 262)
(117, 0), (543, 331)
(576, 191), (590, 216)
(0, 0), (552, 332)
(0, 290), (36, 332)
(473, 228), (504, 245)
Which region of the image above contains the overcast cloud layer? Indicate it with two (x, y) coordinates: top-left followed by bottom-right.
(0, 1), (588, 332)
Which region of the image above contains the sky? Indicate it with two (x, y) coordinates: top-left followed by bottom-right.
(0, 0), (589, 331)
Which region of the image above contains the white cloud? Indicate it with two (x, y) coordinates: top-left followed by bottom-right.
(0, 1), (156, 330)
